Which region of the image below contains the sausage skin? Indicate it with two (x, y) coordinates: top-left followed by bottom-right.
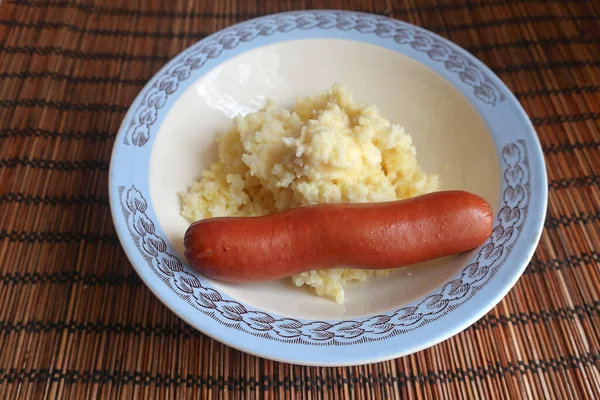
(184, 190), (493, 283)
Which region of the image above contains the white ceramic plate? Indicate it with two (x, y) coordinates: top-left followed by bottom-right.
(109, 10), (547, 366)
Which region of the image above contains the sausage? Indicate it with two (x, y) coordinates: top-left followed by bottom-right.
(183, 190), (493, 283)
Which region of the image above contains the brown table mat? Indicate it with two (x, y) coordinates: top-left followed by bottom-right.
(1, 0), (599, 399)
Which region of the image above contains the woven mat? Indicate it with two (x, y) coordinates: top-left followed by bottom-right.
(1, 0), (599, 398)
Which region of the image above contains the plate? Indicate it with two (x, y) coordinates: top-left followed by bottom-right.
(109, 10), (547, 366)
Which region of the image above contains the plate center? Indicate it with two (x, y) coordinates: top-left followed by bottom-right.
(149, 39), (500, 319)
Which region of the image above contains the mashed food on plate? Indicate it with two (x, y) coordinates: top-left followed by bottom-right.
(180, 84), (439, 303)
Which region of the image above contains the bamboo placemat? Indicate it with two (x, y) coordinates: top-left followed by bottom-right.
(1, 0), (599, 398)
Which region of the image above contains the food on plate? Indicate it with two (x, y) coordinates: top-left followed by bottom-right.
(184, 191), (493, 283)
(180, 84), (441, 302)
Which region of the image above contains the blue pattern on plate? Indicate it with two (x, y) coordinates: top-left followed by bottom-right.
(109, 10), (547, 365)
(122, 11), (504, 148)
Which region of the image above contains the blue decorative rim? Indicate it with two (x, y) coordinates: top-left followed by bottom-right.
(109, 10), (548, 365)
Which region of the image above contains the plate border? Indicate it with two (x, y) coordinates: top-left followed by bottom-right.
(121, 11), (506, 148)
(109, 10), (548, 365)
(116, 140), (529, 345)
